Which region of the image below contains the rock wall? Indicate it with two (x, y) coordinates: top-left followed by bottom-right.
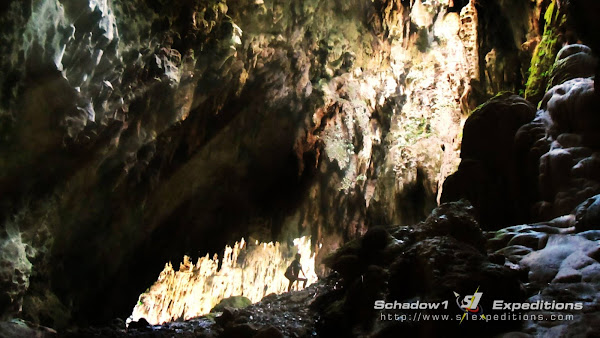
(443, 0), (600, 230)
(441, 93), (537, 228)
(443, 44), (599, 229)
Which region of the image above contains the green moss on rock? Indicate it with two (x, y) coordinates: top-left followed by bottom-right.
(524, 1), (565, 105)
(210, 295), (252, 312)
(469, 91), (514, 118)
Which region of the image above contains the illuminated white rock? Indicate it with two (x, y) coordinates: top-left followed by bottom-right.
(128, 236), (318, 325)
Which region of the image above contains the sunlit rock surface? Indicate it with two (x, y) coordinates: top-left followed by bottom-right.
(129, 236), (317, 325)
(490, 225), (600, 337)
(525, 45), (599, 221)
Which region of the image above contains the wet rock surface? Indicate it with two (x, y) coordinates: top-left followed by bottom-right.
(549, 44), (597, 88)
(60, 284), (325, 337)
(529, 59), (600, 221)
(492, 227), (600, 337)
(0, 318), (57, 338)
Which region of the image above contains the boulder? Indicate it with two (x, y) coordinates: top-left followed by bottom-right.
(127, 317), (152, 331)
(215, 308), (237, 327)
(549, 44), (597, 88)
(460, 93), (537, 166)
(520, 234), (599, 284)
(220, 323), (258, 338)
(542, 78), (600, 138)
(413, 200), (486, 251)
(211, 296), (252, 313)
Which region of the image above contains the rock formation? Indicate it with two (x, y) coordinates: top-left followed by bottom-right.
(441, 93), (537, 229)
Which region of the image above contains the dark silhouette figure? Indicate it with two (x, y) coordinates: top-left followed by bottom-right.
(285, 253), (307, 292)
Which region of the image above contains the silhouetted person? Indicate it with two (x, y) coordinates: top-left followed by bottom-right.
(285, 253), (307, 292)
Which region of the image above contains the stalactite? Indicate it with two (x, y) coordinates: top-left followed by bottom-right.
(459, 0), (479, 81)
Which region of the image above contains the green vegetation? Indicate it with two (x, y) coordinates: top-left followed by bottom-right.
(399, 116), (432, 147)
(470, 91), (513, 116)
(524, 1), (565, 105)
(210, 296), (252, 312)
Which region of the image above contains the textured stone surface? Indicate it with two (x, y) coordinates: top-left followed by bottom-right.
(446, 38), (600, 228)
(532, 76), (600, 219)
(0, 225), (32, 319)
(0, 319), (57, 338)
(524, 0), (567, 105)
(574, 194), (600, 232)
(319, 201), (525, 337)
(477, 0), (547, 99)
(514, 231), (600, 337)
(520, 235), (597, 284)
(543, 77), (600, 137)
(549, 44), (597, 88)
(50, 203), (600, 337)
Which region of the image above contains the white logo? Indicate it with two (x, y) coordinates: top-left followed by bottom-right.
(457, 292), (483, 311)
(454, 287), (486, 323)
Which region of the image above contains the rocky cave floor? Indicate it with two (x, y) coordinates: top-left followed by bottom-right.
(3, 200), (600, 338)
(2, 281), (328, 338)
